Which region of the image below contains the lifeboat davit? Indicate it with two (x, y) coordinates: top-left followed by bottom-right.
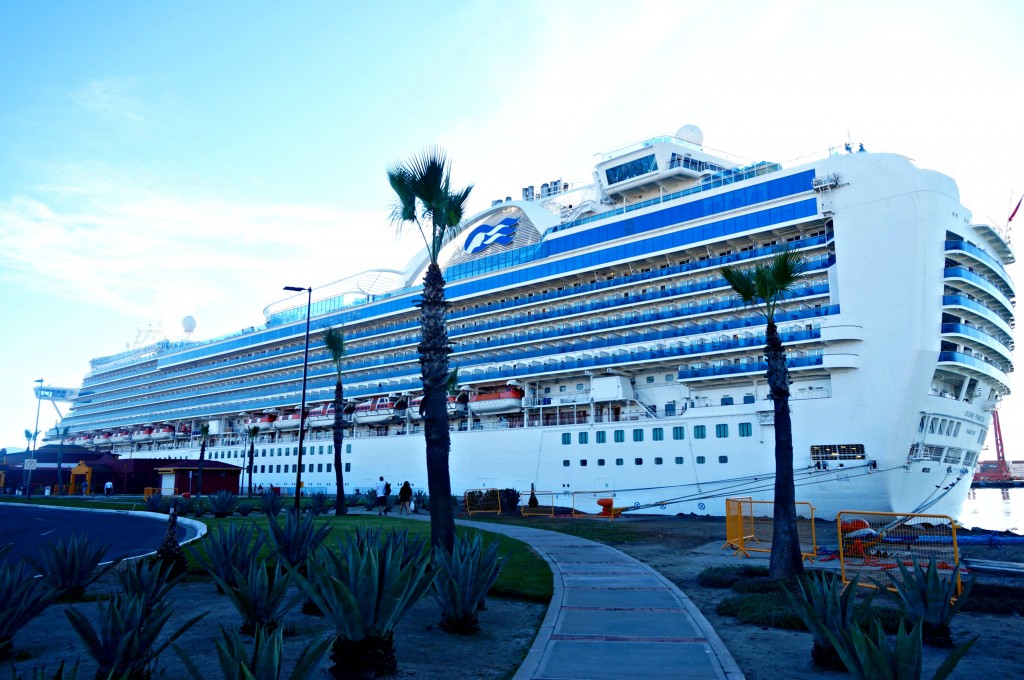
(132, 428), (153, 442)
(410, 395), (469, 420)
(469, 387), (525, 414)
(151, 425), (175, 441)
(273, 410), (303, 431)
(352, 397), (396, 424)
(110, 431), (131, 444)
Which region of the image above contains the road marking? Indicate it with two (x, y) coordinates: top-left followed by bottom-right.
(40, 529), (55, 536)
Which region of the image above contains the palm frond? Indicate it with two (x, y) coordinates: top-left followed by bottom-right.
(323, 327), (346, 375)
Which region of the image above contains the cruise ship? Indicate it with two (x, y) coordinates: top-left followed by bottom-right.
(54, 125), (1016, 519)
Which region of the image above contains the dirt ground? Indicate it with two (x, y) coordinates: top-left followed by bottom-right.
(5, 515), (1021, 679)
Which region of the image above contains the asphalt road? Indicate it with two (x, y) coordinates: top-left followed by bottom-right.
(0, 504), (192, 568)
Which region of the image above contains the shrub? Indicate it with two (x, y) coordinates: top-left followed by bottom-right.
(143, 493), (163, 512)
(191, 499), (209, 518)
(176, 624), (332, 680)
(307, 492), (332, 517)
(193, 523), (266, 590)
(65, 592), (207, 679)
(881, 557), (975, 647)
(716, 592), (804, 629)
(237, 502), (255, 517)
(28, 534), (122, 602)
(827, 616), (975, 680)
(412, 490), (428, 513)
(0, 545), (55, 660)
(784, 571), (875, 670)
(266, 510), (331, 574)
(292, 529), (434, 678)
(498, 488), (520, 514)
(696, 564), (769, 588)
(259, 491), (285, 517)
(208, 490), (239, 518)
(208, 558), (300, 635)
(731, 576), (784, 595)
(117, 559), (181, 612)
(177, 496), (194, 516)
(431, 532), (504, 634)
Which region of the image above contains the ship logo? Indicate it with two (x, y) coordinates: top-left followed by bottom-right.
(463, 217), (519, 254)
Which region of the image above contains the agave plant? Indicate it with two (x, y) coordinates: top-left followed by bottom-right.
(237, 502), (256, 517)
(191, 498), (209, 518)
(177, 496), (194, 516)
(65, 592), (207, 679)
(192, 522), (266, 590)
(827, 616), (975, 680)
(28, 534), (122, 602)
(0, 546), (56, 661)
(143, 493), (163, 512)
(208, 558), (301, 635)
(883, 556), (975, 647)
(784, 571), (874, 669)
(117, 559), (181, 612)
(431, 531), (504, 634)
(8, 659), (81, 680)
(176, 624), (333, 680)
(411, 490), (428, 513)
(307, 491), (333, 517)
(266, 510), (331, 574)
(207, 490), (239, 518)
(352, 527), (427, 569)
(259, 491), (285, 517)
(290, 530), (434, 678)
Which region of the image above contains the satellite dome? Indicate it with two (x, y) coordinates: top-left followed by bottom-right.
(182, 316), (197, 334)
(675, 124), (704, 146)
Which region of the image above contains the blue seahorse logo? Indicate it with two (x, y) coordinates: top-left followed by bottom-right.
(463, 217), (519, 254)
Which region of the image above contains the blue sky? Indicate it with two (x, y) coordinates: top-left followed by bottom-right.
(1, 0), (1022, 454)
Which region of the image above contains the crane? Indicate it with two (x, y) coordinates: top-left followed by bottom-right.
(973, 410), (1011, 483)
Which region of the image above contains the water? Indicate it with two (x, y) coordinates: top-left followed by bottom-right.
(960, 487), (1024, 533)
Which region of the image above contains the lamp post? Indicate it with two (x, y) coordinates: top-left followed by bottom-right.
(27, 379), (43, 497)
(284, 285), (313, 513)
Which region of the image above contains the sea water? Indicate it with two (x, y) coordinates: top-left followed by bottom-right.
(960, 487), (1024, 533)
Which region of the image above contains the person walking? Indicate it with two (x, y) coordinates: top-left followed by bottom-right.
(397, 481), (413, 515)
(81, 480), (88, 496)
(104, 480), (113, 497)
(375, 476), (388, 516)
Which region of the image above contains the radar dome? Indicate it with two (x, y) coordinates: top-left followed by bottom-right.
(675, 124), (704, 146)
(182, 316), (197, 334)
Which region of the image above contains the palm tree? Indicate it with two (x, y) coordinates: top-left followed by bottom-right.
(387, 148), (473, 553)
(195, 423), (210, 499)
(23, 428), (37, 497)
(246, 426), (260, 497)
(721, 249), (808, 581)
(56, 425), (70, 494)
(323, 327), (348, 516)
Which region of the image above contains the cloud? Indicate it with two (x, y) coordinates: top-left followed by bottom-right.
(71, 77), (156, 124)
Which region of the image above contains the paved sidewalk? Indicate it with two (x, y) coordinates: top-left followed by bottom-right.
(454, 518), (744, 680)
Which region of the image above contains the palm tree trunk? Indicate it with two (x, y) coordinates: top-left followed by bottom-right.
(247, 441), (255, 497)
(196, 440), (206, 499)
(333, 379), (348, 515)
(766, 320), (805, 580)
(419, 263), (455, 553)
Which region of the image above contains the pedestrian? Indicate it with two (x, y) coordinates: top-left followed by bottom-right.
(81, 480), (88, 495)
(104, 480), (113, 497)
(398, 481), (413, 515)
(375, 476), (388, 516)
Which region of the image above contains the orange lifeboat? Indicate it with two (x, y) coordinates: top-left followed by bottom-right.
(352, 397), (396, 424)
(131, 428), (153, 442)
(469, 387), (525, 414)
(273, 410), (303, 431)
(411, 394), (469, 420)
(151, 425), (175, 441)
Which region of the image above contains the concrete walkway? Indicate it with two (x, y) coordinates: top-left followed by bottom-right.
(454, 519), (744, 680)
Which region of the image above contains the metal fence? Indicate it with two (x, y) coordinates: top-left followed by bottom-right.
(836, 510), (962, 594)
(724, 497), (818, 561)
(520, 490), (556, 517)
(464, 488), (501, 516)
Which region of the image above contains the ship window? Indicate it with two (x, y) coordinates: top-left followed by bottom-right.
(716, 424), (729, 438)
(260, 465), (265, 473)
(614, 430), (625, 443)
(562, 460), (570, 467)
(633, 429), (643, 442)
(672, 426), (685, 440)
(653, 428), (664, 441)
(739, 422), (753, 437)
(744, 394), (756, 404)
(675, 456), (684, 464)
(665, 374), (674, 382)
(929, 418), (937, 434)
(696, 456), (706, 464)
(346, 444), (352, 453)
(544, 387), (551, 394)
(615, 458), (624, 466)
(579, 432), (588, 444)
(580, 459), (588, 466)
(719, 456), (728, 464)
(300, 464), (305, 473)
(694, 426), (707, 439)
(634, 458), (643, 465)
(343, 463), (349, 472)
(721, 397), (734, 405)
(655, 457), (663, 465)
(605, 154), (658, 185)
(577, 383), (584, 390)
(810, 444), (866, 461)
(598, 459), (606, 466)
(597, 431), (607, 444)
(292, 465), (297, 473)
(276, 465), (281, 473)
(318, 446), (323, 455)
(646, 376), (654, 384)
(317, 464), (323, 472)
(561, 433), (571, 445)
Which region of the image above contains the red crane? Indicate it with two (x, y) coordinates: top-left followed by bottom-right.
(973, 410), (1011, 483)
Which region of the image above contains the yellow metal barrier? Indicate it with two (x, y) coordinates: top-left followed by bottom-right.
(724, 498), (817, 561)
(521, 490), (556, 517)
(144, 487), (178, 499)
(571, 490), (625, 520)
(464, 488), (501, 516)
(836, 510), (962, 595)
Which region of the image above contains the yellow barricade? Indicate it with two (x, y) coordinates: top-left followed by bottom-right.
(836, 510), (962, 595)
(144, 487), (178, 499)
(464, 488), (501, 516)
(724, 498), (817, 561)
(521, 490), (556, 517)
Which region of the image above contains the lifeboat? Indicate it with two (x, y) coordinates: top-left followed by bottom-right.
(132, 428), (153, 442)
(151, 425), (175, 441)
(75, 434), (94, 447)
(469, 387), (525, 414)
(308, 403), (350, 426)
(352, 397), (396, 424)
(63, 435), (76, 446)
(411, 394), (469, 420)
(94, 432), (113, 447)
(175, 424), (192, 438)
(251, 414), (277, 431)
(273, 410), (303, 431)
(110, 430), (131, 444)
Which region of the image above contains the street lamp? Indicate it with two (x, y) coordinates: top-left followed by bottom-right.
(32, 379), (43, 452)
(284, 285), (313, 513)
